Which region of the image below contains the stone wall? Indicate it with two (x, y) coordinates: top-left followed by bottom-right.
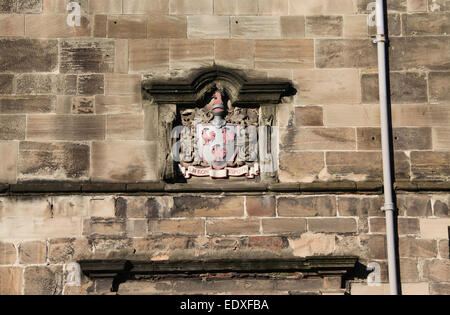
(0, 0), (449, 295)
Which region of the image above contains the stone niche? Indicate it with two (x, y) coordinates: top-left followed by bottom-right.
(142, 68), (296, 183)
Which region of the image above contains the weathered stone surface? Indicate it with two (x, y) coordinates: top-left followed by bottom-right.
(258, 0), (288, 15)
(149, 219), (204, 236)
(170, 0), (213, 14)
(316, 39), (377, 68)
(360, 234), (387, 259)
(429, 72), (450, 103)
(277, 196), (336, 217)
(89, 0), (121, 14)
(389, 37), (450, 71)
(214, 0), (257, 15)
(293, 69), (361, 104)
(18, 141), (90, 180)
(295, 106), (323, 126)
(78, 74), (104, 95)
(255, 39), (314, 69)
(52, 196), (88, 217)
(0, 74), (13, 94)
(0, 14), (24, 36)
(357, 127), (432, 150)
(95, 95), (141, 114)
(343, 15), (368, 38)
(72, 97), (94, 114)
(24, 266), (63, 295)
(108, 15), (147, 39)
(323, 104), (380, 127)
(83, 218), (126, 237)
(0, 242), (16, 264)
(123, 0), (169, 14)
(308, 218), (357, 233)
(0, 141), (18, 184)
(439, 240), (449, 259)
(60, 40), (115, 73)
(169, 39), (214, 69)
(25, 14), (91, 38)
(262, 218), (306, 235)
(431, 283), (450, 295)
(171, 196), (244, 218)
(0, 0), (15, 13)
(88, 197), (115, 217)
(420, 218), (450, 239)
(407, 0), (427, 12)
(231, 16), (281, 39)
(129, 39), (169, 72)
(0, 96), (56, 114)
(206, 219), (260, 236)
(397, 194), (432, 217)
(434, 196), (449, 217)
(17, 0), (42, 13)
(16, 74), (77, 95)
(306, 15), (343, 37)
(369, 13), (402, 36)
(403, 12), (450, 35)
(0, 267), (22, 295)
(19, 241), (46, 264)
(429, 0), (450, 11)
(246, 196), (276, 217)
(338, 196), (383, 217)
(423, 259), (450, 282)
(357, 0), (406, 12)
(411, 151), (450, 180)
(288, 233), (335, 257)
(0, 115), (26, 140)
(214, 39), (254, 69)
(392, 104), (450, 127)
(27, 115), (105, 140)
(147, 15), (186, 39)
(281, 16), (305, 38)
(361, 72), (428, 104)
(187, 16), (229, 39)
(0, 39), (57, 72)
(49, 238), (91, 264)
(281, 127), (356, 150)
(290, 0), (356, 14)
(279, 152), (324, 183)
(91, 141), (158, 182)
(104, 74), (141, 95)
(94, 15), (107, 38)
(370, 218), (420, 235)
(107, 114), (144, 140)
(399, 237), (438, 258)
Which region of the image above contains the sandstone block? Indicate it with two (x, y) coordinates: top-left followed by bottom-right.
(428, 0), (450, 11)
(308, 218), (357, 233)
(24, 266), (63, 295)
(206, 219), (260, 236)
(104, 74), (141, 95)
(407, 0), (427, 11)
(169, 39), (214, 69)
(94, 15), (107, 38)
(0, 267), (22, 295)
(326, 151), (382, 181)
(433, 196), (449, 217)
(148, 15), (186, 38)
(399, 237), (438, 258)
(258, 0), (288, 15)
(429, 72), (450, 103)
(0, 242), (16, 264)
(277, 196), (337, 217)
(280, 16), (305, 38)
(360, 234), (387, 259)
(18, 141), (90, 180)
(231, 16), (281, 39)
(72, 96), (94, 114)
(214, 0), (257, 15)
(343, 15), (368, 38)
(88, 197), (115, 218)
(78, 74), (104, 95)
(124, 0), (169, 14)
(0, 14), (25, 36)
(288, 233), (335, 257)
(0, 74), (13, 94)
(26, 115), (105, 140)
(323, 104), (380, 127)
(397, 194), (432, 217)
(170, 0), (213, 14)
(392, 104), (450, 127)
(278, 152), (324, 183)
(0, 141), (18, 184)
(439, 240), (449, 259)
(48, 238), (92, 264)
(369, 13), (402, 37)
(19, 241), (47, 264)
(420, 218), (450, 239)
(187, 16), (229, 39)
(95, 95), (142, 114)
(17, 0), (43, 13)
(107, 114), (145, 140)
(306, 15), (343, 37)
(290, 0), (356, 14)
(0, 96), (56, 114)
(403, 12), (450, 35)
(423, 259), (450, 282)
(357, 0), (406, 13)
(149, 219), (204, 236)
(60, 40), (115, 73)
(52, 196), (88, 217)
(255, 39), (314, 69)
(91, 141), (158, 182)
(281, 127), (356, 150)
(370, 218), (420, 235)
(25, 14), (91, 38)
(214, 39), (254, 69)
(316, 39), (377, 68)
(246, 196), (276, 217)
(293, 69), (361, 104)
(84, 218), (126, 237)
(171, 196), (244, 218)
(411, 151), (450, 180)
(431, 283), (450, 295)
(0, 39), (58, 72)
(129, 39), (169, 72)
(295, 106), (323, 126)
(115, 39), (128, 73)
(0, 0), (16, 13)
(262, 218), (306, 235)
(338, 196), (382, 217)
(108, 15), (147, 39)
(89, 0), (122, 14)
(0, 115), (26, 140)
(127, 219), (148, 237)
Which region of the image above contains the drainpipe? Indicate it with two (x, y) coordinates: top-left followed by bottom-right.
(374, 0), (400, 295)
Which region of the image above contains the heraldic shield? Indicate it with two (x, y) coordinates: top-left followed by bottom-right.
(178, 90), (260, 179)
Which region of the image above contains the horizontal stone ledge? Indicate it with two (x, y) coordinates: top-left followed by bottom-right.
(79, 256), (359, 279)
(1, 181), (449, 195)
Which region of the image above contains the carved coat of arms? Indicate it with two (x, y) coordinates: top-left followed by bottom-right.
(177, 91), (259, 179)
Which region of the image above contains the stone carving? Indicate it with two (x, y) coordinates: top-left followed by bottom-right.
(177, 89), (260, 179)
